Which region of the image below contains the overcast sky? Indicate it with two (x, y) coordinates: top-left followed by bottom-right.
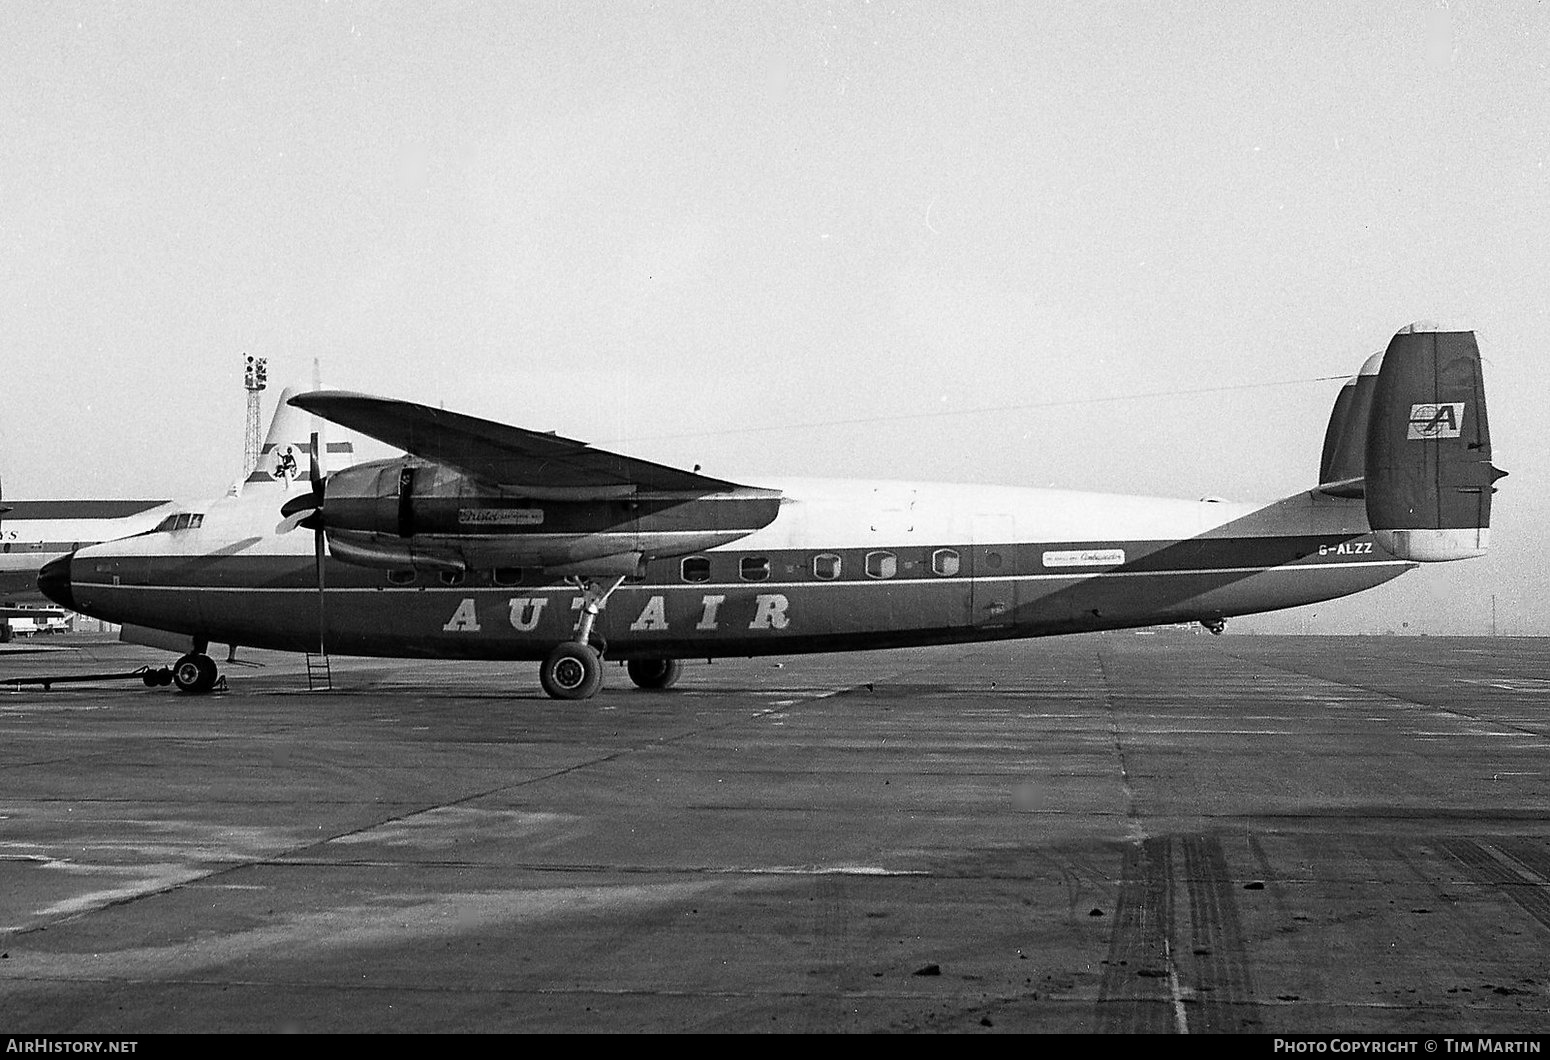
(1, 1), (1545, 634)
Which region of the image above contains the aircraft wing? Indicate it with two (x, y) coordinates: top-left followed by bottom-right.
(288, 391), (748, 495)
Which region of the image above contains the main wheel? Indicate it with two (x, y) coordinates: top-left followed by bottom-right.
(626, 658), (683, 690)
(171, 653), (218, 695)
(540, 642), (603, 700)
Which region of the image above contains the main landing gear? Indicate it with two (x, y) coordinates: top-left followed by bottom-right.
(540, 642), (603, 700)
(535, 575), (685, 700)
(626, 658), (683, 690)
(539, 575), (621, 701)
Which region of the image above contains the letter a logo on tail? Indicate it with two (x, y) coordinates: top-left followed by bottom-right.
(1407, 402), (1465, 439)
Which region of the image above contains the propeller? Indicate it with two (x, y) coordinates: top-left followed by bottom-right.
(275, 442), (325, 535)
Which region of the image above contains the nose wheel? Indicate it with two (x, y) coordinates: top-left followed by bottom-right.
(171, 652), (219, 695)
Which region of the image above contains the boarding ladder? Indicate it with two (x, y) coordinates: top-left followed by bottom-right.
(305, 652), (332, 691)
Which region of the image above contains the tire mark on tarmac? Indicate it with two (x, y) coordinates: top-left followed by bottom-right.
(1097, 837), (1177, 1033)
(1180, 835), (1261, 1032)
(1441, 839), (1550, 934)
(1097, 835), (1262, 1033)
(1495, 837), (1550, 888)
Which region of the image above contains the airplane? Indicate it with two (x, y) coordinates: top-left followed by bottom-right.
(37, 322), (1503, 699)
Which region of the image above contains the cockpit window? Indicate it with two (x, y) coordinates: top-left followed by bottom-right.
(154, 513), (204, 532)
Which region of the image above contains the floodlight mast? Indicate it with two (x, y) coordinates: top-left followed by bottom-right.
(242, 354), (268, 479)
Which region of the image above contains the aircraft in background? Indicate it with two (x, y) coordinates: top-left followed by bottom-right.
(39, 323), (1504, 699)
(0, 473), (174, 640)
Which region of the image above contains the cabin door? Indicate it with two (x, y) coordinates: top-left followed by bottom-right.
(971, 514), (1017, 628)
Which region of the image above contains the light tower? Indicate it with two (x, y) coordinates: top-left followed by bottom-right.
(242, 354), (268, 479)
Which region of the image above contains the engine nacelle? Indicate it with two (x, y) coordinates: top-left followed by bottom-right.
(318, 458), (780, 573)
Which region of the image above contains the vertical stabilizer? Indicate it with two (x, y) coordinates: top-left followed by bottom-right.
(242, 386), (357, 493)
(1318, 352), (1382, 487)
(1364, 323), (1504, 561)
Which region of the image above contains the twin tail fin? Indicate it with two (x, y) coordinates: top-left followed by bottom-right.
(1318, 322), (1505, 561)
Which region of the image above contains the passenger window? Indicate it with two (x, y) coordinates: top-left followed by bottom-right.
(387, 570), (416, 586)
(439, 571), (465, 586)
(865, 551), (897, 579)
(682, 557), (711, 583)
(740, 556), (770, 582)
(493, 567), (523, 586)
(813, 553), (841, 580)
(932, 549), (960, 576)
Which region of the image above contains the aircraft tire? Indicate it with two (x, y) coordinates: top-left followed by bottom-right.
(172, 653), (218, 695)
(626, 658), (683, 690)
(540, 642), (602, 701)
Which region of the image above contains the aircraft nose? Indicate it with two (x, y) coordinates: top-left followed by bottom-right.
(37, 555), (75, 612)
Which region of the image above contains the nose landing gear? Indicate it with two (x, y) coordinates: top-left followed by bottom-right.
(172, 652), (220, 694)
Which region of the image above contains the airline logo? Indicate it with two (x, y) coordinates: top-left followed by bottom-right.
(1407, 403), (1465, 440)
(458, 508), (544, 526)
(1043, 548), (1126, 568)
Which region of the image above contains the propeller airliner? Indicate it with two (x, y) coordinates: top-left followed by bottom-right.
(38, 323), (1503, 699)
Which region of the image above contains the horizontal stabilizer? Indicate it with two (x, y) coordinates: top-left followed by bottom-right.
(1315, 476), (1365, 499)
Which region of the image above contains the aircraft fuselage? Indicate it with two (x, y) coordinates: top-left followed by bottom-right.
(47, 477), (1410, 659)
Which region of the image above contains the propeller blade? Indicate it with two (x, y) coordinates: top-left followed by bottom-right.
(314, 522), (327, 655)
(275, 509), (314, 536)
(276, 492), (322, 535)
(311, 431), (327, 655)
(310, 430), (324, 485)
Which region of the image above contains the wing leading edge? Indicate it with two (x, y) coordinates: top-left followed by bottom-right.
(288, 391), (760, 497)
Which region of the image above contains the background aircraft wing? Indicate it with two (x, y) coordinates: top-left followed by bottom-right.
(288, 391), (747, 494)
